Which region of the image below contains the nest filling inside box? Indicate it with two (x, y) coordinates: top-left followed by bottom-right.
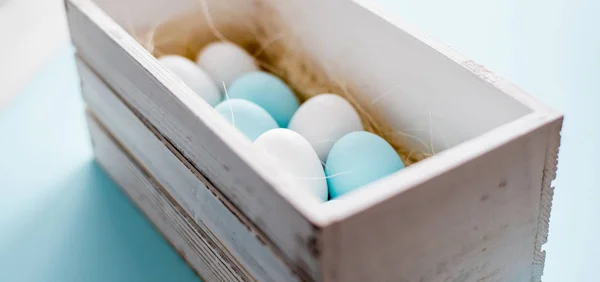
(135, 3), (430, 166)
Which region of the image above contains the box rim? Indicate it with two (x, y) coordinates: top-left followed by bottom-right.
(68, 0), (563, 227)
(313, 0), (564, 225)
(353, 0), (562, 120)
(319, 111), (563, 224)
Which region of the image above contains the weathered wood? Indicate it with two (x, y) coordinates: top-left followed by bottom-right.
(88, 114), (229, 282)
(79, 58), (301, 282)
(532, 119), (562, 281)
(66, 0), (323, 279)
(265, 0), (553, 152)
(67, 0), (563, 281)
(321, 113), (562, 282)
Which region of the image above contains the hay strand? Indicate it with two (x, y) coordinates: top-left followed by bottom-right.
(136, 2), (429, 165)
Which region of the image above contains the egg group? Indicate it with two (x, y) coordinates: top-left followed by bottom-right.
(156, 41), (408, 204)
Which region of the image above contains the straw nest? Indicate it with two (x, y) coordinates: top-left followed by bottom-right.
(135, 2), (429, 165)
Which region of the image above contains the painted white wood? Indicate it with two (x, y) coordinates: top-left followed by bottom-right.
(266, 0), (539, 152)
(66, 0), (323, 279)
(91, 0), (538, 151)
(320, 115), (562, 282)
(87, 77), (562, 282)
(89, 0), (553, 152)
(88, 115), (231, 282)
(66, 0), (564, 280)
(78, 57), (302, 282)
(91, 0), (253, 35)
(532, 119), (562, 282)
(91, 0), (196, 31)
(319, 111), (562, 219)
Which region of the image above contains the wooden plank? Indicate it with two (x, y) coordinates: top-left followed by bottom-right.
(320, 116), (562, 282)
(531, 119), (562, 282)
(79, 58), (301, 282)
(66, 0), (322, 279)
(88, 114), (228, 282)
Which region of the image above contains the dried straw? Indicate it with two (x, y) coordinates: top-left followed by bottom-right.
(135, 2), (429, 165)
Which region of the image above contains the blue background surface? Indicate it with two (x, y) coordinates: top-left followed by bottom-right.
(0, 47), (200, 282)
(1, 0), (599, 280)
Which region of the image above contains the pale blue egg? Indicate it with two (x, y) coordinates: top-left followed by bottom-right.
(326, 131), (405, 199)
(227, 71), (300, 127)
(215, 99), (278, 141)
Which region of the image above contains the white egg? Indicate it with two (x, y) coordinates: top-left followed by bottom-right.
(254, 129), (328, 202)
(196, 41), (259, 87)
(158, 55), (222, 106)
(287, 94), (363, 162)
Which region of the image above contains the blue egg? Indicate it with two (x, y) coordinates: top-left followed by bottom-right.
(215, 99), (278, 141)
(325, 131), (405, 198)
(227, 71), (300, 127)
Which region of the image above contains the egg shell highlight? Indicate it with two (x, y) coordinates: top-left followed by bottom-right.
(288, 94), (363, 162)
(326, 131), (405, 199)
(254, 129), (328, 202)
(214, 99), (278, 141)
(196, 41), (259, 87)
(228, 71), (300, 127)
(158, 55), (222, 106)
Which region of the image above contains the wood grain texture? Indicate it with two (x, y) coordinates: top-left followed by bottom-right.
(532, 119), (562, 282)
(67, 0), (565, 280)
(79, 58), (301, 282)
(88, 114), (236, 282)
(66, 0), (322, 279)
(320, 114), (563, 282)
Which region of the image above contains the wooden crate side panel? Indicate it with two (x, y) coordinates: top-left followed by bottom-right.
(79, 59), (301, 282)
(531, 119), (562, 282)
(66, 0), (320, 277)
(88, 115), (232, 282)
(327, 121), (556, 282)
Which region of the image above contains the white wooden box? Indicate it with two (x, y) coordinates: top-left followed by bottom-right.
(65, 0), (563, 281)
